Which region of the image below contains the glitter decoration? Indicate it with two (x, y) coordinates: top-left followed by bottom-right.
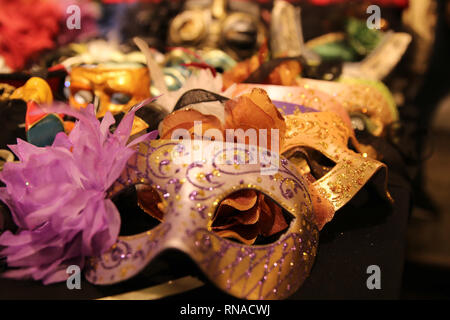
(85, 139), (319, 300)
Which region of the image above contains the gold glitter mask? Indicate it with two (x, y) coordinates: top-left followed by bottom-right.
(85, 139), (319, 300)
(231, 83), (379, 160)
(282, 111), (392, 228)
(296, 78), (398, 136)
(68, 64), (151, 118)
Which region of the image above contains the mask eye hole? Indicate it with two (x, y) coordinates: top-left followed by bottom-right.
(351, 114), (366, 132)
(110, 92), (131, 105)
(135, 184), (165, 221)
(73, 89), (94, 105)
(350, 113), (374, 135)
(347, 138), (359, 153)
(211, 189), (294, 245)
(111, 184), (164, 236)
(284, 147), (336, 180)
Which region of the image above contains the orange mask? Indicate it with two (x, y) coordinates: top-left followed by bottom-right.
(69, 63), (151, 118)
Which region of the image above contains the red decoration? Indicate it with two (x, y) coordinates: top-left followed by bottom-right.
(0, 0), (62, 71)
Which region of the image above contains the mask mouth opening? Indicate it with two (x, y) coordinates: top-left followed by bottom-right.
(283, 147), (336, 181)
(210, 189), (294, 245)
(111, 184), (163, 236)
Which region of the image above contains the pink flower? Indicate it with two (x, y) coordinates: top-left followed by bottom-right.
(0, 100), (157, 284)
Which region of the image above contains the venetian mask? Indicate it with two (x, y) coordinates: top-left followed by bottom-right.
(168, 0), (266, 61)
(295, 78), (398, 137)
(68, 63), (151, 118)
(85, 139), (320, 300)
(10, 77), (53, 106)
(154, 48), (236, 92)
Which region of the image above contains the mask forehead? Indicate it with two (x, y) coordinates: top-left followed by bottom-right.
(86, 139), (319, 299)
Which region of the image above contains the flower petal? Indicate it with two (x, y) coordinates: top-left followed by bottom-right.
(258, 195), (289, 236)
(160, 109), (223, 140)
(219, 190), (258, 211)
(224, 89), (285, 149)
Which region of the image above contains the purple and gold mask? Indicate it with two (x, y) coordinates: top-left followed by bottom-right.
(85, 139), (319, 300)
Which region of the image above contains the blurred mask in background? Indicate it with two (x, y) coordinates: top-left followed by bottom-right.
(168, 0), (266, 61)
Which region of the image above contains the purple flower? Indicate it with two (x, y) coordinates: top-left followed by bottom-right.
(0, 100), (157, 284)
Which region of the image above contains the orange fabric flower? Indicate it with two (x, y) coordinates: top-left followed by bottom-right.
(160, 88), (286, 150)
(224, 88), (286, 150)
(136, 185), (165, 222)
(160, 109), (224, 140)
(157, 88), (290, 244)
(211, 190), (289, 245)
